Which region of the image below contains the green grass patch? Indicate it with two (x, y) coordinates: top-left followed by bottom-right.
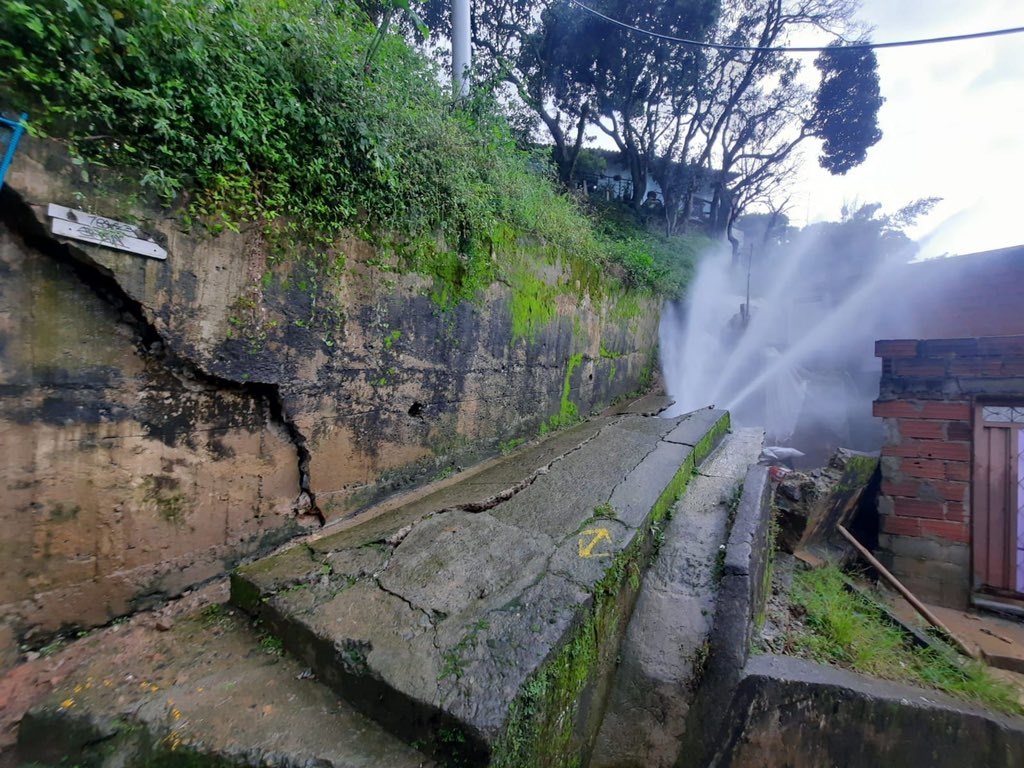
(499, 437), (526, 455)
(790, 566), (1024, 717)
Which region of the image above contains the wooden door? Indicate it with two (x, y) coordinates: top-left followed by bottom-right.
(973, 405), (1024, 595)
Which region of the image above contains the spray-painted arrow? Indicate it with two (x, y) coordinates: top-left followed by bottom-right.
(578, 527), (612, 558)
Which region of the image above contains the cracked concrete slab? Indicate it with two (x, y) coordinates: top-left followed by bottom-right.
(664, 406), (727, 446)
(379, 511), (554, 618)
(286, 417), (618, 556)
(611, 394), (675, 415)
(609, 440), (695, 530)
(231, 408), (731, 765)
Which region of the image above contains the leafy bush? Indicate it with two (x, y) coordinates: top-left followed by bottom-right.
(0, 0), (701, 297)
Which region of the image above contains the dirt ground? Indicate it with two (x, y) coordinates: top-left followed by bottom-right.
(0, 580), (228, 767)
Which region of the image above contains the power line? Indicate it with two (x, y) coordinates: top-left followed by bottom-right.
(566, 0), (1024, 53)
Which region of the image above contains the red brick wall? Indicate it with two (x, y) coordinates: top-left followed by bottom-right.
(874, 398), (971, 545)
(875, 334), (1024, 607)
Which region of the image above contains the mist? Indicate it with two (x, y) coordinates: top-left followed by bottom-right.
(659, 223), (943, 467)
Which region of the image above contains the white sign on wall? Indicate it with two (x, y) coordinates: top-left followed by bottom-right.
(47, 204), (167, 261)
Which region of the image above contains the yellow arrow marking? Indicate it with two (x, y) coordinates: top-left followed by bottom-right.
(578, 527), (612, 558)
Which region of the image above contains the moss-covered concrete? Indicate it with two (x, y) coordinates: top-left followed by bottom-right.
(491, 411), (730, 767)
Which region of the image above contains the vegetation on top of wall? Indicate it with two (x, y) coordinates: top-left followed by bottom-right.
(0, 0), (704, 300)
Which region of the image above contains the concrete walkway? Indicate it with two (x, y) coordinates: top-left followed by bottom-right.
(591, 428), (764, 768)
(15, 605), (434, 767)
(231, 406), (730, 765)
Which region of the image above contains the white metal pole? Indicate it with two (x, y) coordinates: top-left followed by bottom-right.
(452, 0), (471, 99)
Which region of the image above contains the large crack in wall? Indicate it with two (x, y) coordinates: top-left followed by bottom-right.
(0, 185), (321, 525)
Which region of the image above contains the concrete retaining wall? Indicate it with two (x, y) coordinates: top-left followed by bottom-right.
(0, 139), (661, 661)
(710, 654), (1024, 768)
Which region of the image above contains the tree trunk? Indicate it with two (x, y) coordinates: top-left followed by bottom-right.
(677, 189), (693, 233)
(709, 182), (732, 240)
(627, 151), (646, 210)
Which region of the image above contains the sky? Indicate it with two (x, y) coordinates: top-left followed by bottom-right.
(791, 0), (1024, 258)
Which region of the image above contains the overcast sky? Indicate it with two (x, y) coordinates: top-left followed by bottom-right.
(793, 0), (1024, 258)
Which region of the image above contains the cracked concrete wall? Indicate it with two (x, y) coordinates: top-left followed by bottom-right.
(0, 217), (304, 660)
(0, 139), (661, 661)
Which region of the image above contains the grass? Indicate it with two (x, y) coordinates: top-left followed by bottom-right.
(499, 437), (526, 455)
(258, 633), (284, 656)
(789, 566), (1023, 717)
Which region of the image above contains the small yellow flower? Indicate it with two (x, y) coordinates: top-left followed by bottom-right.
(60, 698), (75, 709)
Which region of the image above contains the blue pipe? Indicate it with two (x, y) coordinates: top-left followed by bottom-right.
(0, 113), (28, 190)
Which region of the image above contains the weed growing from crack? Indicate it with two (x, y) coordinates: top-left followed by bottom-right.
(439, 619), (491, 682)
(259, 634), (284, 656)
(499, 437), (526, 455)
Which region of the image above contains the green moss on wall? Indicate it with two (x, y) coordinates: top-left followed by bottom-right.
(541, 353), (584, 434)
(509, 263), (560, 343)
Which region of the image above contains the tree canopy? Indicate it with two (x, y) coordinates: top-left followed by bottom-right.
(425, 0), (885, 239)
(811, 44), (884, 174)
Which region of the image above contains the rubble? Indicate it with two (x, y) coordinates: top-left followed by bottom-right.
(768, 448), (880, 559)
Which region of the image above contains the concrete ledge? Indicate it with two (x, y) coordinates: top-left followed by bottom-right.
(591, 428), (764, 768)
(679, 464), (771, 768)
(231, 409), (731, 766)
(710, 655), (1024, 768)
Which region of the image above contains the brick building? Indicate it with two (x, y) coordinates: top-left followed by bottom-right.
(874, 245), (1024, 610)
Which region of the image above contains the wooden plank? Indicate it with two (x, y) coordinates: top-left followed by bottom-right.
(47, 204), (166, 260)
(837, 525), (982, 661)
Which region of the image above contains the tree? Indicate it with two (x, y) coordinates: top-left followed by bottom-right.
(546, 0), (718, 207)
(422, 0), (717, 204)
(810, 44), (883, 174)
(420, 0), (883, 239)
(665, 0), (883, 243)
(789, 196), (941, 295)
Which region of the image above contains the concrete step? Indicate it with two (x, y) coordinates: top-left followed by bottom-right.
(230, 407), (730, 766)
(590, 428), (765, 768)
(15, 605), (434, 768)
